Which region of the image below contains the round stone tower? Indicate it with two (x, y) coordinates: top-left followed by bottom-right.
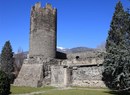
(29, 2), (57, 58)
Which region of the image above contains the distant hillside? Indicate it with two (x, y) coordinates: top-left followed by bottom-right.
(57, 47), (105, 59)
(14, 46), (105, 57)
(57, 47), (99, 53)
(14, 51), (28, 58)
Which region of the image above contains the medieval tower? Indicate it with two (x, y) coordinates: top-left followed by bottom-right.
(14, 2), (105, 88)
(29, 2), (57, 58)
(14, 2), (58, 87)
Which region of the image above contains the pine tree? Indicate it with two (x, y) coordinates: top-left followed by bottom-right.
(0, 41), (14, 83)
(0, 70), (10, 95)
(102, 1), (130, 91)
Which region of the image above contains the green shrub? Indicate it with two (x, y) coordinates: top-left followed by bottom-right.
(0, 70), (10, 95)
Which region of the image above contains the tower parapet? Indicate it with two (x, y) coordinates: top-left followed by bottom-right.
(29, 2), (57, 58)
(34, 2), (41, 10)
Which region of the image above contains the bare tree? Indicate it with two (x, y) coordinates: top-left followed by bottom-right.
(96, 42), (106, 51)
(14, 48), (26, 77)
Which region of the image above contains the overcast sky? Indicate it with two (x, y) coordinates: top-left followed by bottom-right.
(0, 0), (129, 52)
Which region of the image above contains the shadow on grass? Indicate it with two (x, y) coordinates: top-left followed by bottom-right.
(104, 90), (130, 95)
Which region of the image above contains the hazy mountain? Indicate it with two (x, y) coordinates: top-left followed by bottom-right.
(57, 47), (97, 53)
(14, 46), (104, 57)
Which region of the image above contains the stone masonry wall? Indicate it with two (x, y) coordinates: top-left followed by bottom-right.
(14, 57), (61, 87)
(71, 65), (105, 87)
(50, 64), (106, 88)
(14, 63), (44, 87)
(62, 58), (103, 65)
(29, 2), (57, 58)
(67, 51), (104, 60)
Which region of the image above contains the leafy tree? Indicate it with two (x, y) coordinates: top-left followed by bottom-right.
(0, 70), (10, 95)
(102, 1), (130, 91)
(0, 41), (14, 83)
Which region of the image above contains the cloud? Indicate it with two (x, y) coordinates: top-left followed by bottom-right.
(57, 46), (65, 50)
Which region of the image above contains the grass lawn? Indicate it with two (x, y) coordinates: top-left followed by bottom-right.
(11, 86), (130, 95)
(10, 86), (54, 94)
(35, 88), (130, 95)
(35, 89), (111, 95)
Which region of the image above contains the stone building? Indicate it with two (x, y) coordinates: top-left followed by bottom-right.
(29, 2), (57, 58)
(14, 2), (105, 88)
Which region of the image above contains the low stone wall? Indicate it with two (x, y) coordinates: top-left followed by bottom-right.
(67, 51), (104, 60)
(62, 58), (103, 65)
(71, 65), (105, 87)
(14, 57), (106, 88)
(51, 65), (65, 87)
(50, 64), (106, 88)
(72, 80), (105, 87)
(50, 65), (71, 87)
